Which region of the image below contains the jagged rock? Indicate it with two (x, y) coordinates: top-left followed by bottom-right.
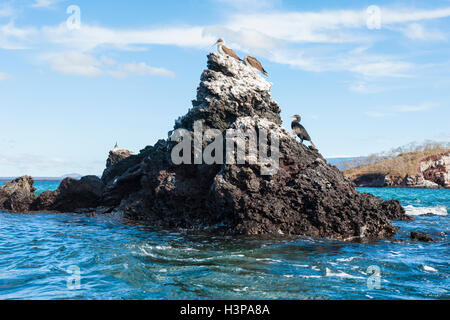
(381, 200), (414, 221)
(175, 53), (281, 132)
(410, 231), (435, 242)
(52, 176), (105, 212)
(0, 176), (35, 196)
(0, 176), (36, 212)
(31, 190), (60, 211)
(101, 150), (141, 186)
(3, 190), (36, 212)
(419, 151), (450, 187)
(106, 149), (132, 168)
(102, 53), (407, 240)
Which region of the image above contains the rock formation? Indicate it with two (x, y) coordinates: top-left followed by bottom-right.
(0, 176), (36, 212)
(345, 150), (450, 188)
(102, 148), (132, 184)
(410, 231), (435, 242)
(1, 53), (410, 241)
(97, 53), (408, 240)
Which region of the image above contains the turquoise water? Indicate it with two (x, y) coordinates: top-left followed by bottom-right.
(0, 184), (448, 299)
(0, 181), (59, 195)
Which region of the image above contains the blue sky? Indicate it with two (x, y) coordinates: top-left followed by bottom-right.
(0, 0), (449, 176)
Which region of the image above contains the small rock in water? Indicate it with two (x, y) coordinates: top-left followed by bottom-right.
(410, 232), (435, 242)
(420, 212), (436, 217)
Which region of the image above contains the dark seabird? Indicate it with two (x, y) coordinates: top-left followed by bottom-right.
(291, 115), (315, 147)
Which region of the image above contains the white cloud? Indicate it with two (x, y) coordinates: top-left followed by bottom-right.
(0, 3), (14, 17)
(35, 7), (450, 53)
(31, 0), (61, 8)
(44, 51), (175, 78)
(48, 51), (103, 76)
(114, 62), (175, 78)
(400, 23), (446, 40)
(349, 60), (413, 78)
(366, 102), (435, 118)
(214, 0), (277, 11)
(0, 22), (36, 49)
(0, 72), (13, 80)
(42, 23), (214, 51)
(381, 7), (450, 24)
(2, 5), (450, 80)
(394, 103), (434, 112)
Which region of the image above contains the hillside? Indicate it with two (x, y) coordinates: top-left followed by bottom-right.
(343, 148), (450, 188)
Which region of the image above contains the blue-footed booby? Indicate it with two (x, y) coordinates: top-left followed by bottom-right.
(244, 56), (268, 76)
(214, 38), (241, 61)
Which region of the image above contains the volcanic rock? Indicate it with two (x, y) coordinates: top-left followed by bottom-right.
(52, 176), (105, 212)
(3, 53), (410, 240)
(31, 190), (60, 211)
(102, 148), (133, 184)
(410, 231), (435, 242)
(0, 176), (36, 212)
(100, 53), (408, 240)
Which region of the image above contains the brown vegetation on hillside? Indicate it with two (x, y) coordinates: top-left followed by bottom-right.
(343, 141), (450, 180)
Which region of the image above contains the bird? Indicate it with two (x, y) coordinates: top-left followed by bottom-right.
(214, 38), (241, 61)
(244, 56), (268, 76)
(291, 115), (315, 147)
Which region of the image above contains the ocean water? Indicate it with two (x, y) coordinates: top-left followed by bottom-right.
(0, 181), (59, 195)
(0, 184), (448, 300)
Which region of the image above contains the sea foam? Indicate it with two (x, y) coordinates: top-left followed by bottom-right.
(404, 205), (448, 216)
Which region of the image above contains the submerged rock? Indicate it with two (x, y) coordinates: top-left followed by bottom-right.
(410, 231), (435, 242)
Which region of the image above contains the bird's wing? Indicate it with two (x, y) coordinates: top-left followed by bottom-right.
(247, 56), (268, 76)
(222, 45), (241, 61)
(292, 124), (301, 135)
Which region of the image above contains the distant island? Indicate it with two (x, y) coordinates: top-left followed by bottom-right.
(343, 142), (449, 188)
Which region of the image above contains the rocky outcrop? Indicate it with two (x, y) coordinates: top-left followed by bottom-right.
(0, 175), (105, 213)
(97, 53), (407, 240)
(102, 148), (133, 183)
(31, 190), (59, 211)
(0, 176), (36, 212)
(3, 53), (409, 240)
(345, 151), (450, 188)
(419, 152), (450, 187)
(51, 176), (105, 212)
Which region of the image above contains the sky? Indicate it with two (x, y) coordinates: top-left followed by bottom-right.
(0, 0), (449, 176)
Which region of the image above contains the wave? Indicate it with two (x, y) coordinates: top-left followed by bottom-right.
(404, 205), (448, 216)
